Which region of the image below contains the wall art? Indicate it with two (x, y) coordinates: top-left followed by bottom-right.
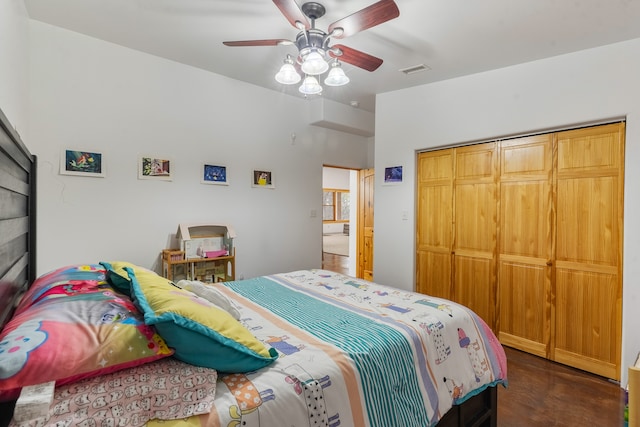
(252, 169), (274, 189)
(60, 149), (105, 177)
(139, 156), (172, 181)
(383, 165), (403, 184)
(202, 164), (228, 185)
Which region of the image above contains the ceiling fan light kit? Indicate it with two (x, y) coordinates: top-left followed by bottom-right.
(224, 0), (399, 98)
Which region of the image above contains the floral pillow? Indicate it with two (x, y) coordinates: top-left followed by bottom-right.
(0, 265), (173, 401)
(10, 358), (218, 427)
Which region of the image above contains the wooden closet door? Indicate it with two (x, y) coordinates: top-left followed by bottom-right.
(497, 135), (553, 357)
(553, 123), (624, 380)
(453, 144), (498, 329)
(416, 150), (454, 299)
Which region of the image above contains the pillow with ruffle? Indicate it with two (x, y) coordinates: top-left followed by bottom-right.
(101, 261), (278, 372)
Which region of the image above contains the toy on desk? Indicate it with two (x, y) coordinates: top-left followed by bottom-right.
(198, 248), (228, 258)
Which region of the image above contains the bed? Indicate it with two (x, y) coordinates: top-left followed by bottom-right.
(0, 107), (507, 427)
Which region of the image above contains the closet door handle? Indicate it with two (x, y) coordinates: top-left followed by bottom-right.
(546, 260), (553, 266)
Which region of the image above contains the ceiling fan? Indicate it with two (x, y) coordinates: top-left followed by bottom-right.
(223, 0), (400, 94)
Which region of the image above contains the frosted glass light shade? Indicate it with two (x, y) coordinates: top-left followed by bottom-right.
(299, 75), (322, 95)
(324, 62), (350, 86)
(301, 50), (329, 75)
(275, 62), (301, 84)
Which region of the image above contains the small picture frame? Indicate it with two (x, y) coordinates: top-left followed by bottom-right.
(383, 165), (403, 184)
(202, 164), (228, 185)
(139, 156), (172, 181)
(60, 149), (106, 177)
(252, 169), (275, 189)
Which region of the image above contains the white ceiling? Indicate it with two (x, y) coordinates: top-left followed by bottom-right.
(24, 0), (640, 113)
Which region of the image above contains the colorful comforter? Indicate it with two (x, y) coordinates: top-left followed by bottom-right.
(177, 269), (507, 427)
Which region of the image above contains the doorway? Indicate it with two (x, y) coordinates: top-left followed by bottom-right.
(322, 166), (358, 276)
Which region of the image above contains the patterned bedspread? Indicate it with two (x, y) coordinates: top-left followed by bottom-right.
(175, 269), (507, 427)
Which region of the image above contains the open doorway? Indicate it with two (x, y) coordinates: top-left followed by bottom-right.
(322, 166), (358, 276)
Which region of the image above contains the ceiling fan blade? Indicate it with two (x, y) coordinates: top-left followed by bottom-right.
(223, 39), (293, 47)
(328, 0), (399, 39)
(272, 0), (310, 30)
(329, 44), (383, 72)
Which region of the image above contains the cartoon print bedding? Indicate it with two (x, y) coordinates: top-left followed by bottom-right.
(154, 269), (508, 427)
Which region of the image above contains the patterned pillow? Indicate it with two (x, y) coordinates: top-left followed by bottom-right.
(14, 264), (110, 312)
(0, 265), (173, 401)
(9, 358), (218, 427)
(101, 261), (278, 372)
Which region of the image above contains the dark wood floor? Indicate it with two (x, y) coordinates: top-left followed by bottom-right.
(499, 346), (626, 426)
(321, 253), (628, 427)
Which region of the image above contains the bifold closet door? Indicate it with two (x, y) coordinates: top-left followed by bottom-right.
(553, 123), (624, 380)
(416, 122), (624, 379)
(416, 145), (498, 329)
(497, 135), (553, 358)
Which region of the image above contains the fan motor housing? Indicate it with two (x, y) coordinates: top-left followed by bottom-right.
(295, 29), (328, 58)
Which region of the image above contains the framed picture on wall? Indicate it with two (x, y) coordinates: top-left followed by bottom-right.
(60, 149), (106, 177)
(383, 165), (403, 184)
(252, 169), (275, 189)
(202, 164), (228, 185)
(139, 156), (172, 181)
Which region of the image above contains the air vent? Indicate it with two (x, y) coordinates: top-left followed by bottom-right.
(399, 64), (431, 75)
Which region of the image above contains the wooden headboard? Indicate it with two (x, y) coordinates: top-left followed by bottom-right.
(0, 107), (36, 329)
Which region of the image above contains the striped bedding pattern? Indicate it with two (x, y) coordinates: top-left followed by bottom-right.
(182, 269), (507, 427)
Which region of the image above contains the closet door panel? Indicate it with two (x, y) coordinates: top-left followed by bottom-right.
(454, 182), (495, 252)
(417, 185), (452, 250)
(497, 136), (553, 357)
(453, 144), (497, 328)
(498, 260), (548, 356)
(416, 150), (453, 298)
(554, 123), (624, 380)
(453, 255), (493, 325)
(416, 251), (451, 299)
(554, 268), (619, 379)
(556, 176), (618, 265)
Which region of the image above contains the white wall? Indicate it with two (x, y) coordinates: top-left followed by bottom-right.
(374, 38), (640, 384)
(323, 166), (350, 189)
(26, 21), (371, 280)
(0, 0), (29, 135)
